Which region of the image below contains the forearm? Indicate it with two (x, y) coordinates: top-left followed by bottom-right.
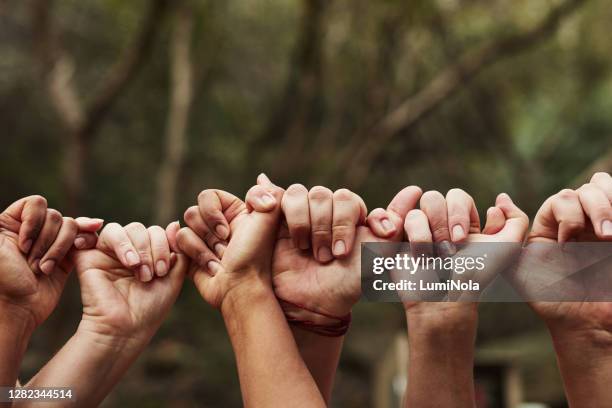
(0, 310), (34, 405)
(292, 327), (344, 403)
(404, 307), (477, 408)
(17, 320), (148, 408)
(222, 282), (325, 407)
(550, 328), (612, 406)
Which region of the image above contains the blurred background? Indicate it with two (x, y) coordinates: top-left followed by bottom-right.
(1, 0), (612, 406)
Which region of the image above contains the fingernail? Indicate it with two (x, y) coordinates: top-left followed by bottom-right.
(207, 260), (221, 276)
(22, 240), (33, 253)
(74, 237), (86, 249)
(438, 240), (457, 258)
(126, 250), (140, 266)
(261, 193), (276, 206)
(452, 225), (466, 241)
(31, 259), (40, 273)
(333, 240), (346, 256)
(298, 237), (310, 250)
(317, 246), (333, 262)
(214, 243), (226, 258)
(381, 219), (395, 234)
(603, 220), (612, 237)
(140, 265), (153, 282)
(215, 224), (229, 240)
(40, 260), (55, 275)
(91, 218), (104, 224)
(156, 260), (168, 277)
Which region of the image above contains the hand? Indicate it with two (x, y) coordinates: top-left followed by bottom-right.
(73, 222), (187, 341)
(401, 189), (528, 321)
(268, 184), (422, 318)
(525, 172), (612, 339)
(174, 174), (285, 309)
(0, 195), (101, 330)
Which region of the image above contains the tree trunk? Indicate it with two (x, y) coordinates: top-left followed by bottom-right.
(154, 3), (194, 225)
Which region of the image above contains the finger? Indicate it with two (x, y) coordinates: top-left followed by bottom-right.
(482, 207), (506, 235)
(281, 184), (311, 250)
(309, 186), (334, 263)
(125, 222), (154, 282)
(75, 217), (104, 233)
(185, 206), (225, 257)
(197, 189), (239, 241)
(39, 217), (78, 275)
(257, 172), (276, 188)
(28, 209), (63, 271)
(446, 188), (480, 242)
(176, 227), (219, 272)
(6, 195), (48, 253)
(166, 221), (181, 253)
(590, 172), (612, 201)
(495, 193), (529, 242)
(332, 189), (364, 257)
(404, 209), (434, 258)
(74, 232), (98, 250)
(148, 225), (171, 277)
(577, 184), (612, 239)
(419, 191), (451, 243)
(366, 208), (397, 238)
(245, 185), (278, 213)
(387, 186), (423, 231)
(97, 223), (141, 268)
(551, 189), (586, 242)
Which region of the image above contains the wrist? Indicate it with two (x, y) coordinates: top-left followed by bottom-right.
(75, 318), (150, 354)
(406, 303), (478, 336)
(0, 302), (36, 345)
(221, 276), (274, 321)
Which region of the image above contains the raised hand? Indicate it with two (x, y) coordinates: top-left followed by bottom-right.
(268, 184), (422, 319)
(175, 176), (325, 407)
(174, 176), (284, 308)
(520, 172), (612, 406)
(396, 189), (528, 408)
(19, 222), (188, 407)
(0, 195), (101, 329)
(73, 222), (187, 340)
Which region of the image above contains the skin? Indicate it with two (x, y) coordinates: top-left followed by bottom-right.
(523, 172), (612, 406)
(180, 177), (422, 402)
(0, 195), (101, 401)
(396, 189), (528, 407)
(17, 222), (187, 408)
(175, 175), (326, 407)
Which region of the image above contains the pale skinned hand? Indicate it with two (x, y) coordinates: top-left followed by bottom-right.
(265, 183), (422, 317)
(73, 222), (187, 340)
(0, 195), (102, 329)
(401, 189), (529, 319)
(526, 172), (612, 337)
(172, 174), (285, 309)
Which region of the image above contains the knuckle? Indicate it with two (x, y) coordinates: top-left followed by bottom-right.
(29, 195), (47, 207)
(559, 219), (585, 230)
(309, 186), (333, 200)
(591, 172), (610, 182)
(332, 224), (352, 236)
(148, 225), (165, 235)
(333, 188), (354, 201)
(447, 188), (467, 197)
(47, 209), (63, 223)
(289, 222), (310, 234)
(197, 189), (214, 202)
(126, 222), (146, 232)
(184, 206), (199, 222)
(368, 208), (386, 218)
(557, 189), (577, 200)
(286, 183), (308, 195)
(421, 190), (445, 205)
(406, 209), (423, 219)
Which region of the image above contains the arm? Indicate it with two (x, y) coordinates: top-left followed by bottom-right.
(0, 307), (34, 394)
(17, 322), (146, 407)
(405, 307), (478, 407)
(222, 281), (325, 407)
(291, 329), (344, 402)
(525, 172), (612, 406)
(17, 222), (187, 407)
